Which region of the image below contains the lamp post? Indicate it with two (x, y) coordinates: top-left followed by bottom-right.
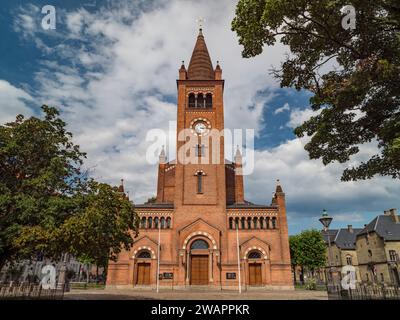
(319, 209), (336, 287)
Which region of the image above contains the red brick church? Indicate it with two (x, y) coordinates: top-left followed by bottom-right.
(106, 29), (293, 289)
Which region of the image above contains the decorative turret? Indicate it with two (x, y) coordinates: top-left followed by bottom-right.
(275, 179), (284, 194)
(179, 61), (187, 80)
(234, 146), (244, 204)
(159, 145), (167, 164)
(214, 61), (222, 80)
(118, 179), (125, 193)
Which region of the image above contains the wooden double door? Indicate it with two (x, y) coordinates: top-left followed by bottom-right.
(190, 255), (209, 285)
(136, 263), (151, 285)
(248, 263), (262, 286)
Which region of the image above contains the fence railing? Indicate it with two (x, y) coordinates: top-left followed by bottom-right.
(0, 283), (65, 300)
(327, 284), (400, 300)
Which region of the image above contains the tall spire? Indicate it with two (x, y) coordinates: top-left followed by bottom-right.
(187, 28), (214, 80)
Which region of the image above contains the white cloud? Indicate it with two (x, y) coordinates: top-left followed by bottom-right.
(274, 102), (290, 114)
(4, 0), (399, 233)
(0, 80), (33, 123)
(287, 108), (320, 128)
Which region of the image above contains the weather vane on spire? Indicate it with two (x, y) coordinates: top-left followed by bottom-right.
(196, 17), (205, 30)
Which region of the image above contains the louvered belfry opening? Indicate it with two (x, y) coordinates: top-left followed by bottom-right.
(187, 29), (214, 80)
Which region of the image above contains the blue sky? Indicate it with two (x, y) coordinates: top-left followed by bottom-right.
(1, 0), (399, 235)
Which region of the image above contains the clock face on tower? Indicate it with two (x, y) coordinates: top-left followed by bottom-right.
(194, 122), (207, 134)
(190, 118), (211, 136)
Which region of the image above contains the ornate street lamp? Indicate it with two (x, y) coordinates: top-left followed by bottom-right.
(319, 210), (336, 287)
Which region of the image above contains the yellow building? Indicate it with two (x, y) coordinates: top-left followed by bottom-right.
(319, 225), (362, 284)
(355, 209), (400, 286)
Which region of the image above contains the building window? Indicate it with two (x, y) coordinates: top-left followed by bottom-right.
(229, 217), (233, 229)
(366, 273), (369, 282)
(247, 217), (252, 229)
(140, 217), (146, 229)
(235, 217), (239, 229)
(160, 217), (165, 229)
(195, 144), (205, 157)
(248, 251), (262, 259)
(166, 217), (171, 228)
(190, 239), (209, 250)
(241, 217), (245, 229)
(137, 250), (151, 259)
(147, 217), (153, 229)
(271, 217), (277, 229)
(196, 172), (204, 193)
(380, 273), (384, 282)
(389, 250), (398, 262)
(259, 217), (264, 229)
(206, 93), (212, 108)
(346, 256), (353, 265)
(265, 217), (270, 229)
(197, 93), (205, 108)
(154, 217), (159, 229)
(188, 93), (196, 108)
(368, 250), (372, 257)
(253, 217), (258, 229)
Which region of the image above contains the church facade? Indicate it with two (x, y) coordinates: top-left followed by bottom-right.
(106, 29), (293, 289)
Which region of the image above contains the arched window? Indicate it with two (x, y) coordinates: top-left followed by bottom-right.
(271, 217), (277, 229)
(197, 94), (205, 108)
(241, 217), (245, 229)
(248, 251), (262, 259)
(265, 217), (270, 229)
(235, 217), (239, 229)
(229, 217), (233, 230)
(137, 250), (151, 259)
(346, 255), (353, 265)
(206, 93), (212, 108)
(253, 217), (258, 229)
(140, 217), (146, 229)
(154, 217), (159, 229)
(247, 217), (252, 229)
(190, 239), (209, 250)
(188, 93), (195, 108)
(147, 217), (153, 229)
(160, 217), (165, 229)
(166, 217), (171, 228)
(259, 217), (264, 229)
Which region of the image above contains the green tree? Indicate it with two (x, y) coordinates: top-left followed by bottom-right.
(0, 106), (139, 271)
(232, 0), (400, 180)
(290, 230), (326, 282)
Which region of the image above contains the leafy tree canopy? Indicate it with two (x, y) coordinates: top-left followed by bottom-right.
(232, 0), (400, 180)
(289, 229), (326, 272)
(0, 106), (139, 269)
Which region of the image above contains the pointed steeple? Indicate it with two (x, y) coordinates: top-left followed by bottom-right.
(118, 179), (125, 193)
(275, 179), (283, 193)
(187, 29), (214, 80)
(234, 145), (242, 164)
(159, 145), (167, 164)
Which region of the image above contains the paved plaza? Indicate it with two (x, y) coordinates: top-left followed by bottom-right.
(64, 288), (328, 300)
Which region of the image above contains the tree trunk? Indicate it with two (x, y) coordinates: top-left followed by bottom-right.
(292, 265), (297, 285)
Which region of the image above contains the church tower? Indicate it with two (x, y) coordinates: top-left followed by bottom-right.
(106, 27), (293, 290)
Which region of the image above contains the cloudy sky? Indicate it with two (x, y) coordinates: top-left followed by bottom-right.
(1, 0), (399, 234)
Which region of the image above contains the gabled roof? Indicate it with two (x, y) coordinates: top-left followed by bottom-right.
(357, 215), (400, 241)
(322, 228), (362, 249)
(187, 29), (214, 80)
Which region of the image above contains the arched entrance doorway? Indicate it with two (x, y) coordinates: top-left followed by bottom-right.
(247, 250), (263, 286)
(135, 250), (151, 285)
(189, 239), (209, 285)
